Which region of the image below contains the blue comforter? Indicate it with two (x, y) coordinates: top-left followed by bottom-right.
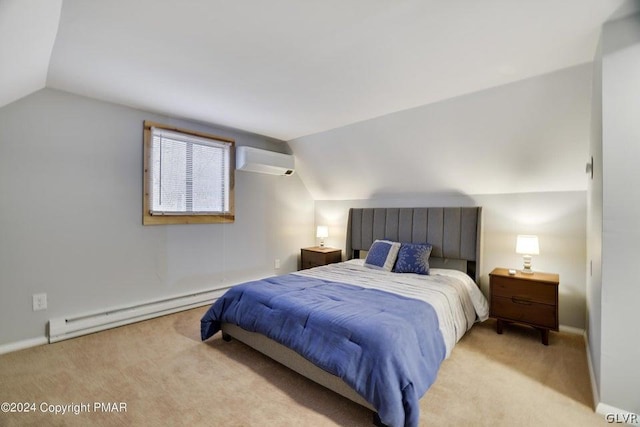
(201, 274), (446, 427)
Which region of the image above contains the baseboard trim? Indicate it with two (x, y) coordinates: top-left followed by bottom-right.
(583, 331), (600, 411)
(559, 324), (585, 335)
(0, 336), (48, 356)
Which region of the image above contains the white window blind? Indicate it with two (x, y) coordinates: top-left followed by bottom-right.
(149, 127), (231, 215)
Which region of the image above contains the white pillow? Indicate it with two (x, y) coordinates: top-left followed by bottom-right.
(364, 240), (401, 271)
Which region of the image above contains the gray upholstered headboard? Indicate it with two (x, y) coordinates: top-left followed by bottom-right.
(346, 207), (482, 283)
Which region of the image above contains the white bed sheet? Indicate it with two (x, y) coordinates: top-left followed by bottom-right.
(293, 259), (489, 357)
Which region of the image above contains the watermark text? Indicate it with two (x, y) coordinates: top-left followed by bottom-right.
(1, 401), (127, 415)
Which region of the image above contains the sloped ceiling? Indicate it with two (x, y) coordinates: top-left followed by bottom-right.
(290, 63), (594, 200)
(1, 0), (632, 141)
(0, 0), (61, 107)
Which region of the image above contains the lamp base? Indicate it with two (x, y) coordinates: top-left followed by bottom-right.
(521, 255), (534, 274)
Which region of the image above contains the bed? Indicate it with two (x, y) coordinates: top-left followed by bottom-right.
(201, 207), (488, 427)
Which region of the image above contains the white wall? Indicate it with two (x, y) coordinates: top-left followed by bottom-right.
(0, 88), (314, 346)
(315, 191), (586, 329)
(598, 12), (640, 415)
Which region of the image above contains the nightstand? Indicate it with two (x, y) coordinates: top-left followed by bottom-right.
(489, 268), (559, 345)
(300, 247), (342, 270)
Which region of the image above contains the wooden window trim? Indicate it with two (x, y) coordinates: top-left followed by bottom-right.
(143, 120), (235, 225)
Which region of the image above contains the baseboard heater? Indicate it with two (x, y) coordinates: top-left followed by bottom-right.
(48, 287), (230, 343)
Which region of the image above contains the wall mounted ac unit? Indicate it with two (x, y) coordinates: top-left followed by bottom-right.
(236, 146), (295, 176)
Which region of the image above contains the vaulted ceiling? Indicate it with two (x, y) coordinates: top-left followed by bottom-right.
(1, 0), (636, 141)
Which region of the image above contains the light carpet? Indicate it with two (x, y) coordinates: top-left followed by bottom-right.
(0, 307), (604, 426)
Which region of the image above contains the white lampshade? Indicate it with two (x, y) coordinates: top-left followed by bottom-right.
(516, 235), (539, 274)
(316, 225), (328, 247)
(516, 235), (539, 255)
(316, 226), (329, 238)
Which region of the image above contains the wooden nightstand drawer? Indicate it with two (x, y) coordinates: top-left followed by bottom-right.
(491, 296), (557, 329)
(302, 251), (327, 268)
(491, 275), (556, 305)
(300, 247), (342, 270)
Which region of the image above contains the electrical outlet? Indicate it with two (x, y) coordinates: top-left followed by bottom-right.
(32, 293), (47, 311)
(274, 259), (281, 269)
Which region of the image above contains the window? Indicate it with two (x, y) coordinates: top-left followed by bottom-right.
(143, 121), (235, 225)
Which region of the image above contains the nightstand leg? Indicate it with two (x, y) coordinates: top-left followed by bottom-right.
(496, 319), (503, 334)
(541, 329), (549, 346)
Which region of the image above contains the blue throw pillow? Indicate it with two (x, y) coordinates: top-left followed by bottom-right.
(364, 240), (401, 271)
(393, 243), (433, 275)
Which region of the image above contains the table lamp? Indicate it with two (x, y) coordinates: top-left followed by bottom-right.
(316, 226), (329, 247)
(516, 235), (539, 274)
